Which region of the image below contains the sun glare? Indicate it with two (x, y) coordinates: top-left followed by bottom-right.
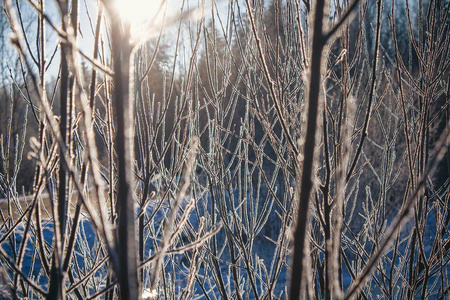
(113, 0), (164, 32)
(111, 0), (205, 42)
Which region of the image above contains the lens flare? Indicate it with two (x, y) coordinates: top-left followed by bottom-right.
(113, 0), (165, 38)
